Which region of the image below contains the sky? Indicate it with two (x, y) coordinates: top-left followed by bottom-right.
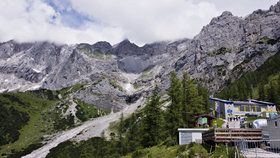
(0, 0), (278, 45)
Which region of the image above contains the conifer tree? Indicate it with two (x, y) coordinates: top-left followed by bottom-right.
(258, 84), (265, 100)
(117, 113), (125, 154)
(125, 113), (141, 152)
(277, 75), (280, 106)
(198, 84), (210, 113)
(165, 71), (184, 137)
(182, 72), (191, 127)
(140, 86), (163, 147)
(182, 72), (203, 127)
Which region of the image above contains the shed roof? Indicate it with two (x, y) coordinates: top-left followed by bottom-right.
(178, 128), (209, 132)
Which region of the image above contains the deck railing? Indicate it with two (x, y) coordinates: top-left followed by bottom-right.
(202, 128), (262, 142)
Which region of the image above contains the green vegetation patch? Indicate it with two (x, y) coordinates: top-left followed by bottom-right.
(123, 143), (209, 158)
(258, 36), (278, 45)
(209, 47), (231, 56)
(218, 51), (280, 108)
(212, 118), (224, 128)
(210, 144), (238, 158)
(47, 137), (121, 158)
(75, 99), (107, 122)
(79, 47), (112, 60)
(0, 90), (59, 157)
(58, 83), (85, 98)
(109, 79), (124, 92)
(47, 138), (211, 158)
(0, 104), (29, 146)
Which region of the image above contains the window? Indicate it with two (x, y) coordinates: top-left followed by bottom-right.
(240, 106), (245, 112)
(257, 106), (261, 112)
(275, 121), (278, 127)
(245, 106), (250, 112)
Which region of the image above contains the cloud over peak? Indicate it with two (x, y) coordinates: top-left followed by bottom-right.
(0, 0), (278, 45)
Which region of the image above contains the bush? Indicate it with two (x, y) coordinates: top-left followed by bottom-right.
(211, 145), (236, 158)
(131, 149), (147, 158)
(188, 144), (208, 158)
(0, 105), (29, 145)
(163, 136), (178, 146)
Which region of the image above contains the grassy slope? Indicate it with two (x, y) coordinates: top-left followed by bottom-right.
(47, 137), (236, 158)
(0, 84), (105, 157)
(122, 143), (237, 158)
(0, 91), (59, 157)
(122, 145), (181, 158)
(75, 99), (107, 122)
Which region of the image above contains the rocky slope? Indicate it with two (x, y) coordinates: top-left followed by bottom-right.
(0, 1), (280, 112)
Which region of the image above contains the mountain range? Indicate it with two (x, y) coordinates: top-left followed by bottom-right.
(1, 1), (280, 157)
(1, 1), (280, 112)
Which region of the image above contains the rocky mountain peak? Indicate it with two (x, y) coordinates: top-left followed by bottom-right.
(194, 11), (245, 52)
(116, 39), (138, 48)
(221, 11), (233, 17)
(112, 39), (140, 56)
(91, 41), (112, 53)
(0, 0), (279, 99)
(209, 11), (238, 25)
(270, 1), (280, 13)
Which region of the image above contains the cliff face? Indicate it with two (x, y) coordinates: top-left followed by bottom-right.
(170, 2), (280, 92)
(0, 2), (280, 110)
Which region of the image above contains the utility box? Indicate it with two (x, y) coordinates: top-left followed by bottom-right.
(178, 128), (209, 145)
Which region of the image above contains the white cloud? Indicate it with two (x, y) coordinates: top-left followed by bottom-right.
(70, 0), (220, 45)
(0, 0), (124, 45)
(0, 0), (278, 45)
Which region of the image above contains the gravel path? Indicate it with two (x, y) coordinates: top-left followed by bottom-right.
(242, 148), (280, 158)
(22, 97), (144, 158)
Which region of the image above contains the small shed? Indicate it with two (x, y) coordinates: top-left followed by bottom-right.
(194, 114), (216, 127)
(178, 128), (209, 145)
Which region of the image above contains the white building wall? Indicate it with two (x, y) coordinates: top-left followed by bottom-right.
(179, 131), (192, 145)
(267, 117), (280, 149)
(178, 128), (209, 145)
(191, 132), (203, 144)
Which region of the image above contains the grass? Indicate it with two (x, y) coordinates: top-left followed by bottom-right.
(122, 143), (238, 158)
(139, 68), (153, 80)
(58, 83), (85, 98)
(75, 99), (107, 122)
(123, 145), (178, 158)
(0, 91), (59, 157)
(0, 83), (109, 157)
(109, 79), (124, 92)
(210, 144), (239, 158)
(122, 144), (209, 158)
(79, 48), (112, 60)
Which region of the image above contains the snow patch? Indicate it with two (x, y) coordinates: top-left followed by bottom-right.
(32, 68), (42, 73)
(121, 72), (140, 94)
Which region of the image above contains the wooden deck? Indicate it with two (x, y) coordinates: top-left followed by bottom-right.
(202, 128), (263, 143)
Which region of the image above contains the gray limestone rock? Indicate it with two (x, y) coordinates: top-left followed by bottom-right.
(0, 1), (280, 110)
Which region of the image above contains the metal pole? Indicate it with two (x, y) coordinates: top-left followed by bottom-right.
(226, 143), (229, 155)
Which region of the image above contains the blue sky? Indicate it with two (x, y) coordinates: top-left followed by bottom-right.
(45, 0), (93, 28)
(0, 0), (278, 45)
